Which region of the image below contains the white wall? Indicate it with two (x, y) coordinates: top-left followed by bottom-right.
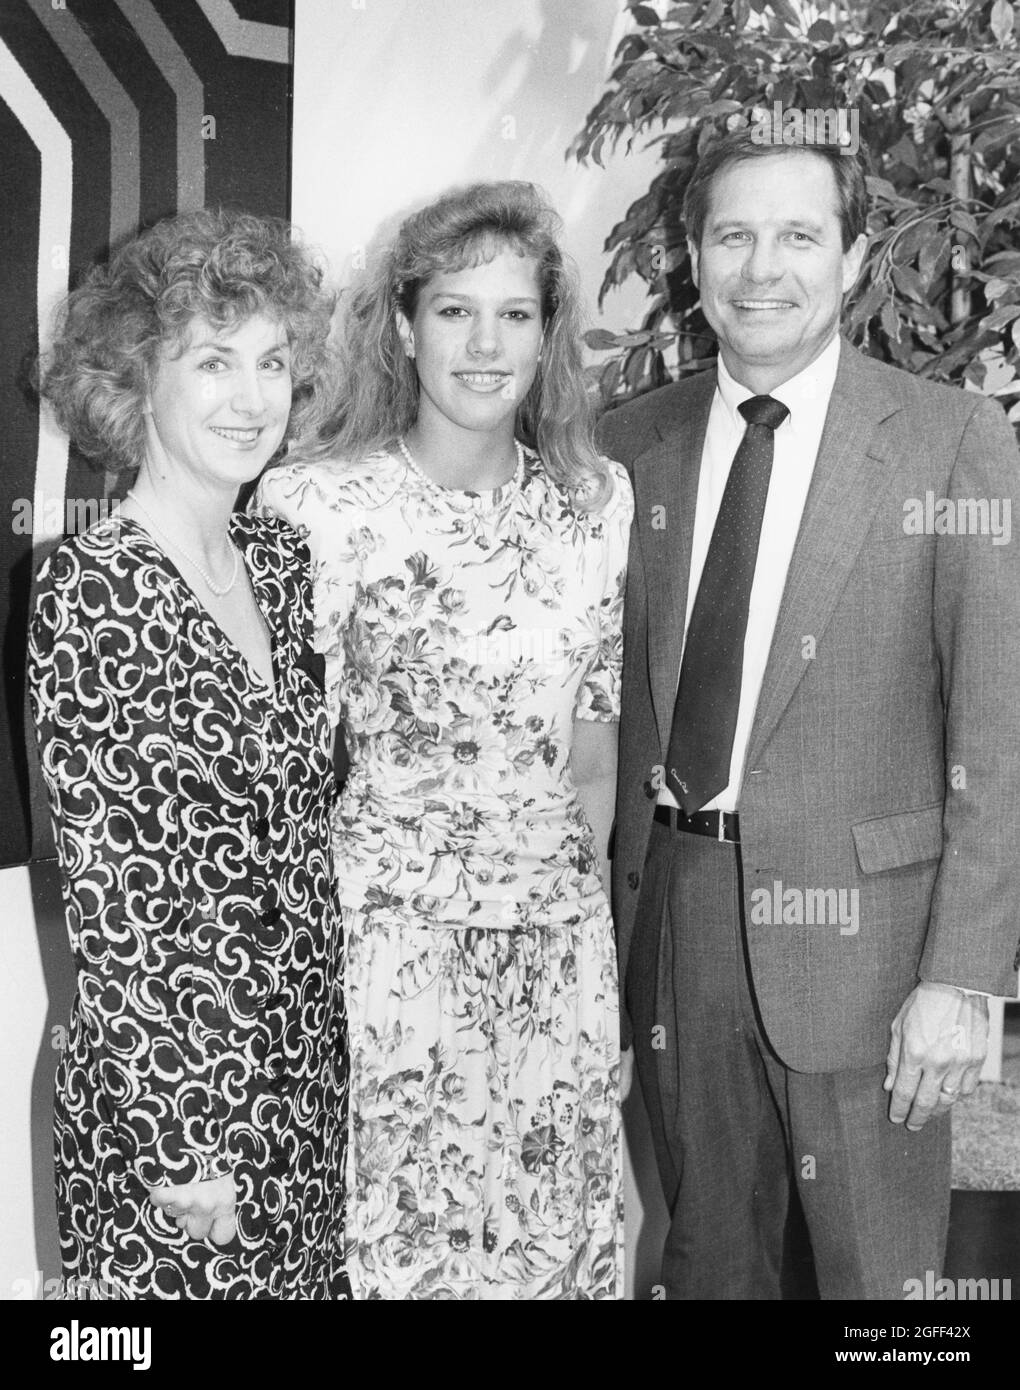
(0, 860), (76, 1299)
(291, 0), (659, 333)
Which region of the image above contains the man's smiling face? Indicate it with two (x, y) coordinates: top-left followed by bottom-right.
(689, 150), (867, 392)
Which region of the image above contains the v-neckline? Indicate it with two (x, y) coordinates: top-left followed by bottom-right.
(113, 513), (283, 704)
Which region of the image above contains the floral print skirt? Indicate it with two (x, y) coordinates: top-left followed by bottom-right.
(344, 900), (623, 1299)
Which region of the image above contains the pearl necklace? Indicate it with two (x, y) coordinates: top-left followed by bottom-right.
(396, 436), (525, 505)
(125, 491), (240, 597)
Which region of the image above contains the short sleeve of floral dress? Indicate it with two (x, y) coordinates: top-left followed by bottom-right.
(256, 447), (634, 1300)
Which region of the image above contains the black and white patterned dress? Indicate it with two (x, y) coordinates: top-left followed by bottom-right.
(28, 511), (349, 1300)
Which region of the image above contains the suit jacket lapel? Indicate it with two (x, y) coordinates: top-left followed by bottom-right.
(744, 342), (903, 775)
(634, 371), (716, 752)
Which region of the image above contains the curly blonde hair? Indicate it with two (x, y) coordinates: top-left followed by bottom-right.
(42, 207), (336, 473)
(320, 181), (610, 509)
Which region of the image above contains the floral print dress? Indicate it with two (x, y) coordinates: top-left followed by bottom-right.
(255, 445), (632, 1299)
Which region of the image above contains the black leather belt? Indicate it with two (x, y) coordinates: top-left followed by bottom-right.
(653, 804), (740, 843)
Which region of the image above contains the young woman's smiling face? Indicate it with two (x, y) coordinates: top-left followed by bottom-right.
(397, 245), (544, 445)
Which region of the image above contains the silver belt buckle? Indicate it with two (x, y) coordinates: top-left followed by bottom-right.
(718, 813), (726, 843)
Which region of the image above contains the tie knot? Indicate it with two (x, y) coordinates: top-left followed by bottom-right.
(738, 395), (789, 431)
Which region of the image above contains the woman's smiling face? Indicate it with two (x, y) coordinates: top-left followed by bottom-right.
(145, 313), (293, 489)
(397, 244), (544, 444)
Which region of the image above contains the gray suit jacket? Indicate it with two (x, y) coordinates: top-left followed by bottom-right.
(599, 340), (1020, 1070)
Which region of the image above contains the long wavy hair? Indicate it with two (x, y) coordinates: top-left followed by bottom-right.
(41, 207), (336, 473)
(320, 181), (610, 509)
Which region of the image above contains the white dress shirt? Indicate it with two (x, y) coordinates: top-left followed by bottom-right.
(658, 334), (841, 814)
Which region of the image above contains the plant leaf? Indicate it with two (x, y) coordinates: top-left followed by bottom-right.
(981, 305), (1020, 332)
(990, 0), (1015, 45)
(984, 277), (1013, 303)
(585, 329), (625, 351)
(950, 209), (980, 239)
(892, 265), (927, 303)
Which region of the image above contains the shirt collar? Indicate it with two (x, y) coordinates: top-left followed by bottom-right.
(715, 334), (841, 434)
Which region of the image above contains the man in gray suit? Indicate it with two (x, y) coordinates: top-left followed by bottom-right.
(599, 128), (1020, 1299)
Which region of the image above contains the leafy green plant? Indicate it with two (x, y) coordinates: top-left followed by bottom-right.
(572, 0), (1020, 433)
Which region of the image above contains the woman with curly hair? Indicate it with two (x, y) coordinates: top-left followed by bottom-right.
(29, 208), (349, 1300)
(255, 181), (631, 1299)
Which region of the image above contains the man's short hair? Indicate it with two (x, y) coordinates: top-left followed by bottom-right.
(682, 127), (870, 252)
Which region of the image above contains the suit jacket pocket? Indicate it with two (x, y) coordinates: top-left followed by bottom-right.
(851, 803), (943, 874)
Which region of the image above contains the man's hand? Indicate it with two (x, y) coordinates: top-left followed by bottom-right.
(884, 983), (988, 1130)
(147, 1173), (237, 1245)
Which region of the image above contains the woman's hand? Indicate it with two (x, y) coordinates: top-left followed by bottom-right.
(147, 1173), (237, 1245)
(570, 717), (619, 899)
(620, 1046), (635, 1103)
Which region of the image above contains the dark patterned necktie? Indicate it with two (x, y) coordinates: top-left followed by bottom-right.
(665, 394), (790, 814)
